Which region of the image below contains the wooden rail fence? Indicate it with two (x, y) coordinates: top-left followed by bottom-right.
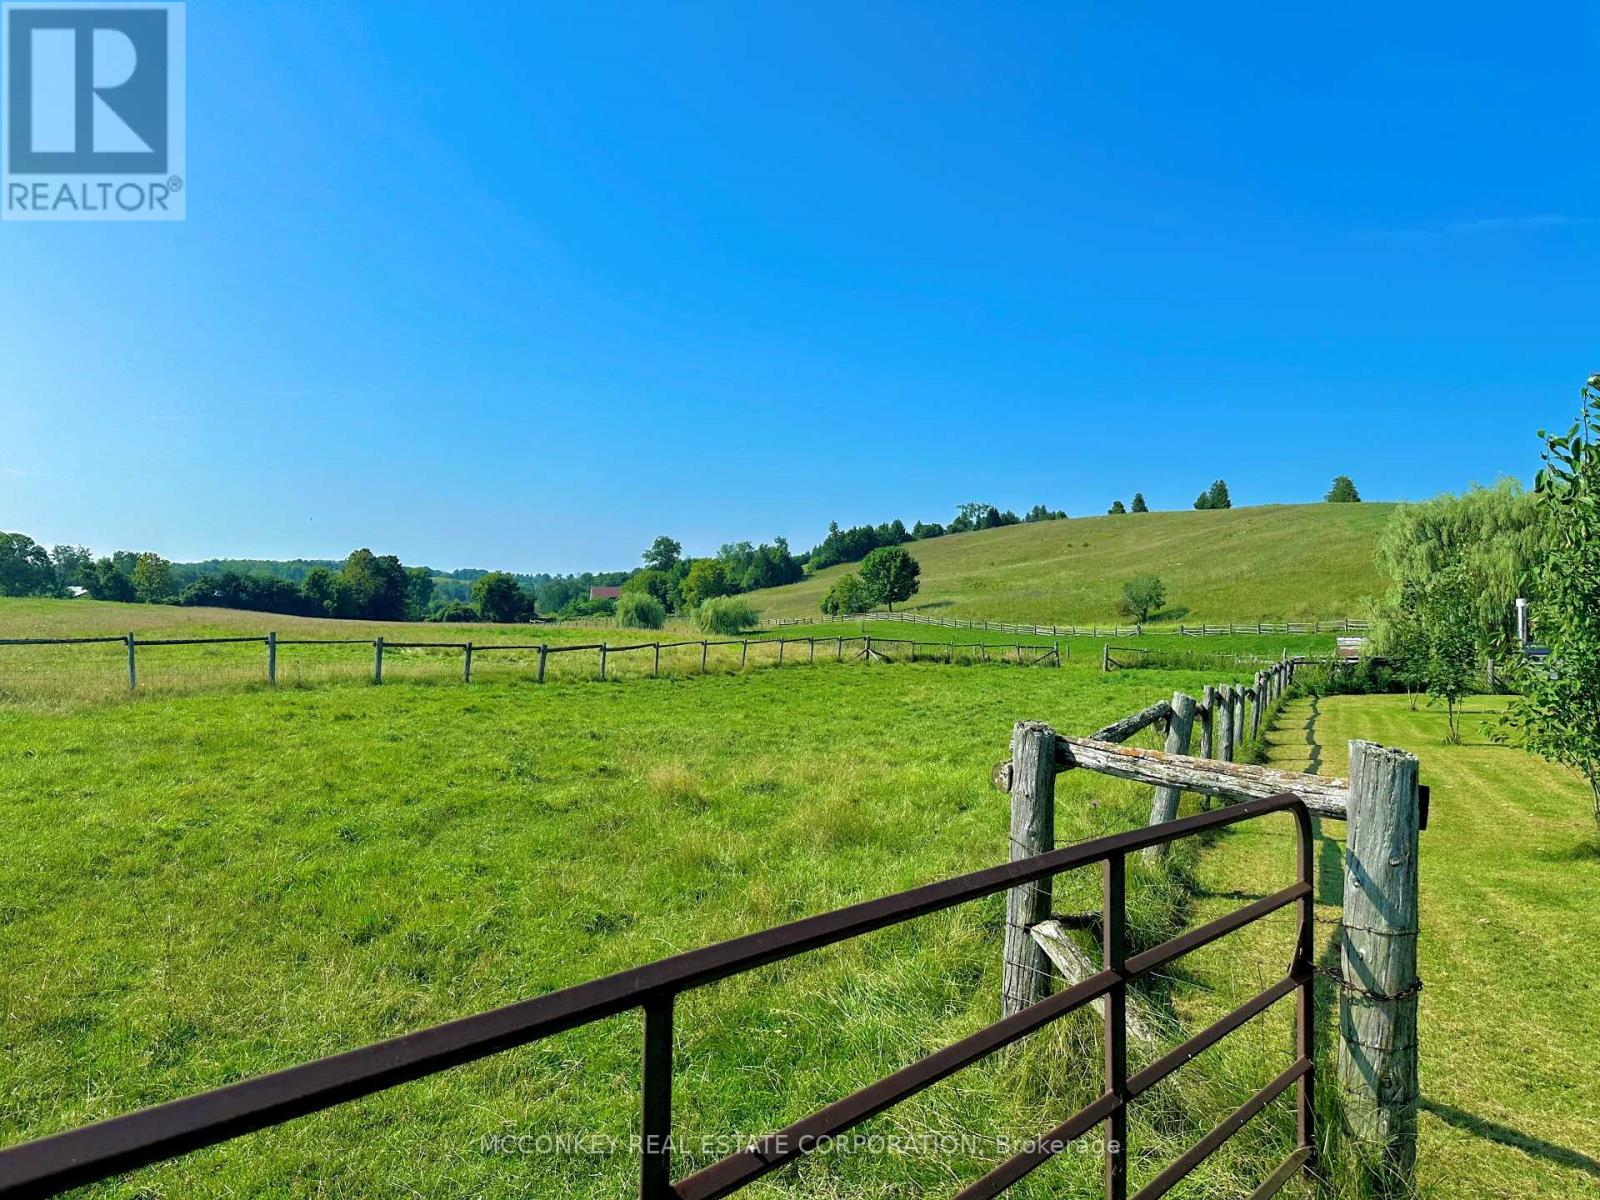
(992, 663), (1423, 1194)
(0, 631), (1064, 695)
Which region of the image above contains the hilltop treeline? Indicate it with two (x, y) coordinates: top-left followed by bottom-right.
(805, 501), (1066, 572)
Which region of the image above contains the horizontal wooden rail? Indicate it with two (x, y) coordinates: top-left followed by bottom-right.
(993, 737), (1350, 819)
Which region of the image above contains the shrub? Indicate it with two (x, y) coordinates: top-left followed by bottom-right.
(694, 596), (758, 635)
(820, 573), (868, 616)
(425, 601), (481, 623)
(1108, 500), (1127, 514)
(617, 591), (667, 630)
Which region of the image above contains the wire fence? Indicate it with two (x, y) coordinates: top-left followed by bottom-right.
(0, 631), (1067, 707)
(767, 613), (1369, 638)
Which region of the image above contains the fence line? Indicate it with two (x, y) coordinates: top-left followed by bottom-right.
(0, 631), (1066, 699)
(767, 613), (1368, 638)
(992, 655), (1422, 1193)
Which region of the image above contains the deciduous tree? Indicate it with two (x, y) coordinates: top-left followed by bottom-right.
(857, 546), (920, 611)
(1117, 574), (1166, 624)
(1497, 374), (1600, 829)
(642, 536), (683, 573)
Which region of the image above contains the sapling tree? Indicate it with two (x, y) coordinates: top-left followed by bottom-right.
(1421, 563), (1476, 742)
(1497, 374), (1600, 830)
(1381, 580), (1429, 709)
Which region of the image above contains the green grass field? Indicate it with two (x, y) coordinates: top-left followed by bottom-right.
(0, 598), (1334, 710)
(1190, 694), (1600, 1199)
(745, 502), (1395, 623)
(1, 663), (1321, 1198)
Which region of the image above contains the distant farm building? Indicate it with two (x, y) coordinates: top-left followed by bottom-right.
(590, 586), (622, 601)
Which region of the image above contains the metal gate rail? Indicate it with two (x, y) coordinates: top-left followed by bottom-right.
(0, 794), (1315, 1200)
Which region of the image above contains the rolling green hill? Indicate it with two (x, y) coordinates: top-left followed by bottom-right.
(750, 502), (1396, 623)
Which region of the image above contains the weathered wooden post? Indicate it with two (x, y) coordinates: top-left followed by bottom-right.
(740, 641), (748, 669)
(1143, 692), (1197, 860)
(126, 633), (136, 690)
(809, 638), (815, 664)
(537, 644), (548, 683)
(1250, 673), (1265, 741)
(1231, 687), (1245, 756)
(267, 631), (277, 685)
(372, 637), (384, 684)
(1101, 643), (1111, 672)
(777, 639), (785, 666)
(700, 640), (708, 672)
(1339, 741), (1421, 1193)
(1001, 720), (1057, 1017)
(599, 645), (608, 680)
(1215, 685), (1234, 761)
(464, 641), (473, 683)
(654, 643), (661, 676)
(1199, 684), (1215, 758)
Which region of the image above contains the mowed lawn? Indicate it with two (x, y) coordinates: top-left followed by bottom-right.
(0, 663), (1321, 1198)
(1188, 695), (1600, 1199)
(743, 503), (1394, 624)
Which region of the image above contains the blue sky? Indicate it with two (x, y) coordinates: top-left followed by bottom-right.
(3, 2), (1597, 573)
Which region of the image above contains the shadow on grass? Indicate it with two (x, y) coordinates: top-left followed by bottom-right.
(1420, 1098), (1600, 1179)
(1534, 837), (1600, 864)
(1147, 606), (1191, 623)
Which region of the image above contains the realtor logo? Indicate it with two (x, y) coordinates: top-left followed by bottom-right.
(2, 2), (185, 220)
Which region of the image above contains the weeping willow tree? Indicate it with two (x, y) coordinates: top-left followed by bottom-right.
(1370, 479), (1544, 657)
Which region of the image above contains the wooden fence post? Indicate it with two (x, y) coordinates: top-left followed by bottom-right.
(1339, 740), (1421, 1193)
(126, 632), (136, 690)
(1143, 692), (1197, 860)
(537, 644), (547, 683)
(464, 641), (473, 683)
(700, 641), (708, 672)
(267, 631), (277, 685)
(654, 643), (662, 676)
(777, 639), (785, 666)
(1231, 687), (1245, 756)
(1216, 685), (1234, 762)
(1101, 643), (1111, 672)
(809, 638), (815, 664)
(599, 645), (608, 680)
(372, 637), (384, 684)
(1250, 673), (1265, 741)
(1001, 721), (1057, 1017)
(1199, 684), (1215, 758)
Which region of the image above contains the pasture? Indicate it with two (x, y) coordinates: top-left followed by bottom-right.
(742, 503), (1396, 623)
(0, 659), (1323, 1198)
(0, 598), (1336, 711)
